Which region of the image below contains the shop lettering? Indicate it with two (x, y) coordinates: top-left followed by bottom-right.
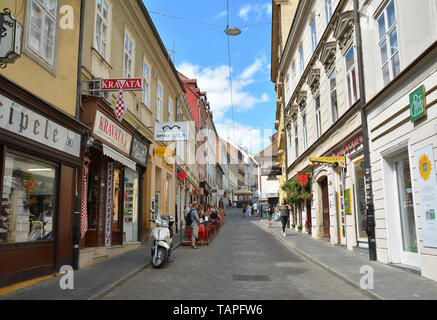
(100, 79), (142, 91)
(335, 136), (363, 157)
(5, 105), (60, 143)
(98, 116), (128, 148)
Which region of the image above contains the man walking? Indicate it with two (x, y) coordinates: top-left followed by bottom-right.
(253, 202), (258, 217)
(189, 203), (202, 249)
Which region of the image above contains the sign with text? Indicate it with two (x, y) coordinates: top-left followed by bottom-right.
(344, 189), (352, 215)
(93, 110), (132, 155)
(310, 157), (346, 168)
(0, 10), (22, 65)
(154, 122), (189, 142)
(131, 137), (150, 168)
(261, 167), (282, 176)
(410, 85), (427, 122)
(415, 144), (437, 248)
(100, 78), (143, 91)
(105, 162), (114, 247)
(0, 94), (81, 157)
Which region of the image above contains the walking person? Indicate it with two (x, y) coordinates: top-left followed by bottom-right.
(189, 203), (203, 249)
(279, 200), (291, 237)
(247, 203), (252, 217)
(267, 201), (274, 228)
(242, 203), (247, 218)
(253, 202), (258, 217)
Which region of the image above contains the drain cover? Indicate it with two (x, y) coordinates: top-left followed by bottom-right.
(233, 275), (271, 282)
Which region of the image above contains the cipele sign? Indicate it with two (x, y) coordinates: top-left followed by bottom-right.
(93, 110), (132, 155)
(0, 94), (81, 157)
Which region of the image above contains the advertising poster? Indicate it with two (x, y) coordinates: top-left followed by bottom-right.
(415, 144), (437, 248)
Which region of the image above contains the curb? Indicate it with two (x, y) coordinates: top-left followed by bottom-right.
(90, 243), (182, 300)
(254, 221), (383, 300)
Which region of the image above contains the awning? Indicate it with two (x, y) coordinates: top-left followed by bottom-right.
(103, 144), (137, 171)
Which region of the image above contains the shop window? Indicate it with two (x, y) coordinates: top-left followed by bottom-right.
(123, 168), (138, 243)
(1, 153), (56, 244)
(353, 158), (367, 239)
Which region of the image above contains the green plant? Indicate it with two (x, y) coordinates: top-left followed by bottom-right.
(282, 170), (313, 205)
(291, 224), (296, 228)
(297, 225), (303, 231)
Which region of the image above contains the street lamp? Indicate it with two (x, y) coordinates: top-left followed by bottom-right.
(225, 26), (241, 36)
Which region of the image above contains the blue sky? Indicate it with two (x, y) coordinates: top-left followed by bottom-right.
(143, 0), (276, 153)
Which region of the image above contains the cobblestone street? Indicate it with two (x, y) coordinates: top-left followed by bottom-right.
(100, 208), (373, 300)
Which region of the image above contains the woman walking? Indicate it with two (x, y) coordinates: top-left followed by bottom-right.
(267, 201), (274, 228)
(279, 200), (291, 237)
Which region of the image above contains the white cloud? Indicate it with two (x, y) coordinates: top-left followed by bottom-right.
(211, 10), (227, 21)
(177, 57), (269, 121)
(238, 3), (271, 22)
(215, 119), (273, 154)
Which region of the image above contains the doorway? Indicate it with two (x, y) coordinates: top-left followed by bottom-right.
(321, 178), (330, 239)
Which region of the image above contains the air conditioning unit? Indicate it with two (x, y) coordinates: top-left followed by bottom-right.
(89, 78), (112, 105)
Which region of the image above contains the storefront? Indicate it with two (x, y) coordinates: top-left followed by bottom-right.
(0, 76), (86, 287)
(366, 45), (437, 280)
(79, 96), (148, 268)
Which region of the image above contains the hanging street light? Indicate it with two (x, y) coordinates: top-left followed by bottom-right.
(225, 26), (241, 36)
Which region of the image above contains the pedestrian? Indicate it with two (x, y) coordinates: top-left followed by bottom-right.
(189, 203), (203, 249)
(247, 203), (252, 217)
(279, 200), (291, 237)
(242, 203), (247, 218)
(267, 201), (274, 228)
(253, 202), (258, 217)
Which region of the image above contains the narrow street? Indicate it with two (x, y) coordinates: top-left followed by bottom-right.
(100, 208), (372, 300)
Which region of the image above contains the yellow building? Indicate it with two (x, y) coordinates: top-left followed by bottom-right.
(78, 0), (185, 268)
(0, 0), (87, 287)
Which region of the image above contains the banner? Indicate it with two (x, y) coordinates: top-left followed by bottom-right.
(105, 162), (114, 247)
(80, 158), (90, 239)
(415, 144), (437, 248)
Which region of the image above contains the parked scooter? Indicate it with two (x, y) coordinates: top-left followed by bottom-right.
(150, 210), (174, 268)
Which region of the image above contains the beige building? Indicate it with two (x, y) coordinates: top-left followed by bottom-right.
(78, 0), (185, 267)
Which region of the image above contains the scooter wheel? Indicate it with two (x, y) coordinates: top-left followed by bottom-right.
(152, 247), (168, 268)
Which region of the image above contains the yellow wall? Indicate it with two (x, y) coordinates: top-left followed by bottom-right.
(0, 0), (80, 116)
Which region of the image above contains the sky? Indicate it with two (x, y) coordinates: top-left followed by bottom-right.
(143, 0), (276, 154)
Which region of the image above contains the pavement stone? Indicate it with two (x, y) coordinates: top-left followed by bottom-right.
(100, 208), (373, 300)
(253, 218), (437, 300)
(0, 233), (181, 300)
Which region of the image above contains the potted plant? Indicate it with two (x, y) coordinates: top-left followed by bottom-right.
(297, 225), (303, 232)
(291, 223), (296, 229)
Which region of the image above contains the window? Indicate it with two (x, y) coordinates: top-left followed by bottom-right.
(168, 98), (173, 121)
(329, 70), (338, 123)
(377, 0), (400, 86)
(142, 60), (150, 108)
(302, 114), (307, 150)
(311, 17), (317, 53)
(1, 153), (56, 244)
(26, 0), (58, 66)
(345, 46), (358, 107)
(315, 95), (322, 138)
(325, 0), (333, 25)
(95, 0), (109, 59)
(123, 33), (134, 78)
(292, 63), (296, 92)
(300, 45), (305, 74)
(156, 81), (163, 121)
(285, 74), (290, 102)
(294, 124), (299, 159)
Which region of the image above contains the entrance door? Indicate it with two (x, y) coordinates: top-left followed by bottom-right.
(321, 178), (330, 238)
(111, 165), (124, 246)
(306, 199), (312, 230)
(395, 156), (419, 267)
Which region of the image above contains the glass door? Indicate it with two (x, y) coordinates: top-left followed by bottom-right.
(395, 157), (419, 266)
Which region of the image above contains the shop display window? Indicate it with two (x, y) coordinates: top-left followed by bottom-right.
(123, 168), (138, 243)
(1, 153), (56, 244)
(353, 158), (367, 239)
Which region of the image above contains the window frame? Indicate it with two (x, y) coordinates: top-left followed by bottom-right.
(94, 0), (110, 60)
(24, 0), (60, 74)
(123, 31), (135, 79)
(168, 97), (173, 122)
(345, 45), (358, 107)
(299, 45), (305, 74)
(156, 81), (163, 122)
(315, 95), (322, 139)
(325, 0), (333, 25)
(311, 17), (317, 53)
(376, 0), (401, 86)
(329, 70), (338, 123)
(142, 58), (151, 109)
(302, 113), (308, 151)
(294, 123), (299, 160)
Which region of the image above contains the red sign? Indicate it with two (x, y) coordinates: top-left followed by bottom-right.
(177, 171), (187, 182)
(297, 173), (308, 186)
(100, 78), (143, 91)
(334, 136), (363, 157)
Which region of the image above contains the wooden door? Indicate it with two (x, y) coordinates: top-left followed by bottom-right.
(306, 199), (312, 230)
(111, 165), (124, 246)
(321, 179), (330, 238)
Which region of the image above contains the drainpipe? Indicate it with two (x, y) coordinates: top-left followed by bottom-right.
(73, 0), (86, 271)
(353, 0), (377, 261)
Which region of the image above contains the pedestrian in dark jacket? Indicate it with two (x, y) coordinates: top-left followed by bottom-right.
(279, 199), (291, 237)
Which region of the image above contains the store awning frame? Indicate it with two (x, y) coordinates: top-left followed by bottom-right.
(103, 144), (137, 171)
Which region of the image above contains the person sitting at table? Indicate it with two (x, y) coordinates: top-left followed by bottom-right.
(210, 205), (220, 224)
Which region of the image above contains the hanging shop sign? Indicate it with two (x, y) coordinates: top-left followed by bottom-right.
(310, 157), (346, 169)
(410, 85), (427, 122)
(155, 146), (174, 158)
(131, 136), (150, 168)
(100, 78), (143, 91)
(415, 144), (437, 248)
(177, 171), (187, 182)
(105, 162), (114, 247)
(154, 122), (189, 142)
(261, 167), (282, 176)
(0, 94), (81, 157)
(344, 189), (352, 215)
(297, 173), (309, 186)
(0, 9), (22, 67)
(334, 136), (363, 157)
(93, 110), (132, 155)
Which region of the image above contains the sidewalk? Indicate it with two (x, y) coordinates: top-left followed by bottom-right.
(252, 219), (437, 300)
(0, 235), (181, 300)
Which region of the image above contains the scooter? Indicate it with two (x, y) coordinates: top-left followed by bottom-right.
(150, 210), (174, 268)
